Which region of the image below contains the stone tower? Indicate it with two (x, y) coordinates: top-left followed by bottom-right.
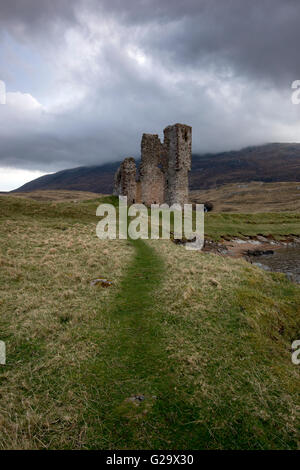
(113, 157), (137, 204)
(140, 134), (165, 206)
(113, 123), (192, 207)
(163, 123), (192, 207)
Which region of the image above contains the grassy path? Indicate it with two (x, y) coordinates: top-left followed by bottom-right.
(81, 238), (202, 449)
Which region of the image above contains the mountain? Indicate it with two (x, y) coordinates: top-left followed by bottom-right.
(13, 143), (300, 194)
(189, 143), (300, 190)
(14, 162), (121, 194)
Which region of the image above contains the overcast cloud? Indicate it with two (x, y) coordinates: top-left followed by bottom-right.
(0, 0), (300, 189)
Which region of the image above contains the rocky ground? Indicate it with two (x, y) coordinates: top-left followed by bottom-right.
(203, 234), (300, 258)
(202, 235), (300, 284)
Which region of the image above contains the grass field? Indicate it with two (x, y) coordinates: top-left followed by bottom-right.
(11, 189), (104, 202)
(191, 181), (300, 213)
(204, 212), (300, 240)
(0, 192), (299, 449)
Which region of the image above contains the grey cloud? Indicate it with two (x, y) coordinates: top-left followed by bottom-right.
(2, 0), (299, 83)
(131, 0), (300, 86)
(0, 0), (78, 38)
(0, 0), (300, 173)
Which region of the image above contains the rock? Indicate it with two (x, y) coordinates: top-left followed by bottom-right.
(252, 262), (271, 271)
(90, 278), (113, 287)
(257, 235), (268, 242)
(172, 238), (186, 245)
(248, 240), (261, 245)
(172, 236), (196, 246)
(126, 395), (146, 405)
(247, 249), (274, 256)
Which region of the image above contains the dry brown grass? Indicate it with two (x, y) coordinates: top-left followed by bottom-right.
(1, 194), (299, 449)
(0, 201), (133, 449)
(191, 181), (300, 213)
(9, 189), (104, 202)
(148, 239), (300, 449)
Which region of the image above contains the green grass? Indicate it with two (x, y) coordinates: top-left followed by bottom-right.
(191, 181), (300, 213)
(146, 240), (300, 449)
(76, 234), (300, 449)
(204, 212), (300, 240)
(79, 238), (212, 449)
(0, 193), (299, 449)
(0, 193), (103, 224)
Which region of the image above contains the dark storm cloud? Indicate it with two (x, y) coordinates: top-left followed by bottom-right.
(0, 0), (78, 38)
(100, 0), (300, 86)
(0, 0), (300, 173)
(2, 0), (299, 82)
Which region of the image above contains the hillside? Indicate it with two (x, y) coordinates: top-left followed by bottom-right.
(14, 162), (121, 194)
(190, 143), (300, 189)
(191, 181), (300, 212)
(13, 143), (300, 194)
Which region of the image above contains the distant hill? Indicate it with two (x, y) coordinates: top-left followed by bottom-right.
(14, 162), (121, 194)
(13, 143), (300, 193)
(191, 181), (300, 213)
(189, 143), (300, 189)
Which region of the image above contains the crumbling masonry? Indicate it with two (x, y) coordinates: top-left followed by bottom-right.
(114, 123), (192, 207)
(113, 157), (137, 205)
(140, 133), (165, 206)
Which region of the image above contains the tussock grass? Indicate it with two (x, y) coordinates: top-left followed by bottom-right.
(0, 195), (133, 449)
(10, 189), (103, 202)
(0, 193), (299, 449)
(191, 181), (300, 213)
(204, 212), (300, 240)
(149, 240), (300, 449)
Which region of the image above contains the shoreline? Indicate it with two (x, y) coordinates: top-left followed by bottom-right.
(203, 235), (300, 258)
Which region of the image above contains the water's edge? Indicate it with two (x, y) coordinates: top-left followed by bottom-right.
(202, 237), (300, 284)
(250, 246), (300, 284)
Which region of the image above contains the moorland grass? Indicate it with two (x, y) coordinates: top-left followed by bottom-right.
(148, 240), (300, 449)
(191, 181), (300, 213)
(0, 195), (133, 448)
(204, 212), (300, 240)
(0, 193), (299, 449)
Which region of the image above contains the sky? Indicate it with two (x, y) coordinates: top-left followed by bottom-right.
(1, 0), (300, 190)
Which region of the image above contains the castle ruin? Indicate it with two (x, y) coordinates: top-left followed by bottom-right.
(113, 157), (137, 204)
(114, 123), (192, 207)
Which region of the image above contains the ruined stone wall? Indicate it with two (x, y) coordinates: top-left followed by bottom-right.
(113, 157), (137, 204)
(113, 167), (122, 196)
(163, 123), (192, 207)
(140, 134), (165, 206)
(113, 123), (192, 208)
(135, 180), (141, 204)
